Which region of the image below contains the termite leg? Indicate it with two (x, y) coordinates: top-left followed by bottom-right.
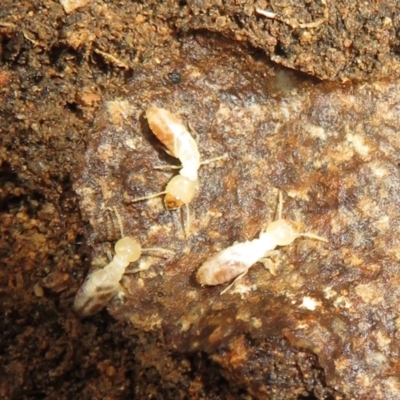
(260, 257), (276, 275)
(105, 245), (113, 262)
(260, 250), (282, 276)
(153, 164), (181, 170)
(124, 265), (150, 274)
(124, 247), (174, 274)
(220, 269), (249, 295)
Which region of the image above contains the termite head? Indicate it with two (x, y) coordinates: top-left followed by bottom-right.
(266, 219), (298, 246)
(164, 175), (197, 209)
(115, 236), (142, 262)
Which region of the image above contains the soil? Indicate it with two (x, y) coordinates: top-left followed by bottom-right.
(2, 1), (400, 399)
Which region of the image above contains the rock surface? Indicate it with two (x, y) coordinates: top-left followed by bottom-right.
(75, 36), (400, 399)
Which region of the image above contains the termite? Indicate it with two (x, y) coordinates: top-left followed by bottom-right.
(73, 208), (173, 317)
(130, 107), (227, 233)
(145, 106), (201, 209)
(196, 191), (328, 294)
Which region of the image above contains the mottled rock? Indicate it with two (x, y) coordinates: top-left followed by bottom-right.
(73, 35), (400, 398)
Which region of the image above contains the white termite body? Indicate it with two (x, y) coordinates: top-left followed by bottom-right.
(197, 218), (326, 292)
(74, 236), (141, 316)
(146, 107), (200, 182)
(74, 236), (172, 317)
(146, 106), (201, 209)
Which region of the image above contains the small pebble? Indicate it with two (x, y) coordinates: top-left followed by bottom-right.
(59, 0), (91, 14)
(33, 283), (44, 297)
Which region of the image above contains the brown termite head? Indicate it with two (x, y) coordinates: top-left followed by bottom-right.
(164, 175), (198, 209)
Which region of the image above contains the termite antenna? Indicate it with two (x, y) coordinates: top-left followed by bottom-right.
(277, 190), (283, 220)
(129, 191), (167, 203)
(199, 153), (228, 166)
(296, 232), (329, 242)
(111, 206), (125, 237)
